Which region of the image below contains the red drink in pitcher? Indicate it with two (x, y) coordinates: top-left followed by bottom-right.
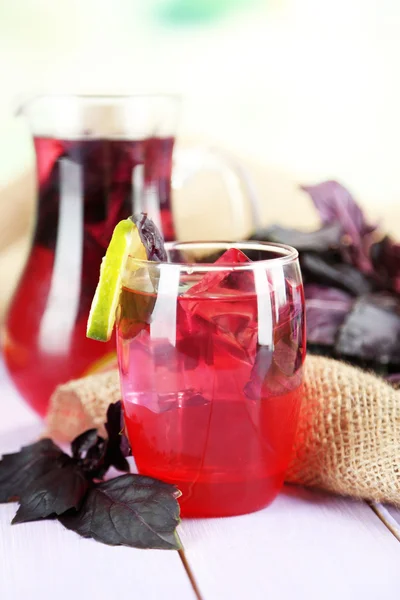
(117, 242), (305, 517)
(3, 136), (175, 416)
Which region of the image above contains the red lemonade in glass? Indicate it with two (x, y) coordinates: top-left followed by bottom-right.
(3, 136), (175, 416)
(117, 243), (305, 517)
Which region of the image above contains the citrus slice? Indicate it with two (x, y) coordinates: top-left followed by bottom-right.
(86, 217), (147, 342)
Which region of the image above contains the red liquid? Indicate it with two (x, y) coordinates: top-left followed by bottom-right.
(118, 284), (305, 517)
(3, 136), (175, 416)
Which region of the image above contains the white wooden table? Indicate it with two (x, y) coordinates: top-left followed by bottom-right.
(1, 357), (400, 600)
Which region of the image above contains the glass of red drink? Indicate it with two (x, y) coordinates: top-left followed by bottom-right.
(117, 241), (305, 517)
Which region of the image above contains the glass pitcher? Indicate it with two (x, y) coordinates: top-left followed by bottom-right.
(2, 94), (261, 417)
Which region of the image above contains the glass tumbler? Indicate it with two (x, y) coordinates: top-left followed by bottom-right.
(117, 241), (306, 517)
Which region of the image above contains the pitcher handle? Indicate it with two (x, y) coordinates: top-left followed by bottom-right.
(172, 145), (263, 236)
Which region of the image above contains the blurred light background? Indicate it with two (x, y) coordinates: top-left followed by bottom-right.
(1, 0), (400, 316)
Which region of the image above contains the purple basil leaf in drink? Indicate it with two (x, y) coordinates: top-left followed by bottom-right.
(180, 248), (257, 367)
(301, 252), (374, 296)
(301, 180), (376, 272)
(188, 247), (251, 295)
(305, 284), (353, 346)
(190, 304), (258, 366)
(12, 462), (89, 524)
(131, 213), (167, 262)
(244, 345), (273, 400)
(59, 474), (182, 550)
(251, 222), (343, 253)
(0, 439), (68, 503)
(335, 294), (400, 365)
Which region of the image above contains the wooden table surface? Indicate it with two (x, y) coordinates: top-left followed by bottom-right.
(1, 356), (400, 600)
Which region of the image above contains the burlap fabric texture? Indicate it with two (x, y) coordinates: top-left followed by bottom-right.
(46, 354), (400, 506)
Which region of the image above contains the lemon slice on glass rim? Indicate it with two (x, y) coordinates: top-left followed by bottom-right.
(86, 215), (165, 342)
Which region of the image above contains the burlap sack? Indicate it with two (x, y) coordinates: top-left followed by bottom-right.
(46, 355), (400, 505)
(46, 370), (121, 441)
(286, 356), (400, 505)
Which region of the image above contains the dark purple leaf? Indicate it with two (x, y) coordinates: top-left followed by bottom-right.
(301, 181), (367, 231)
(71, 429), (100, 460)
(132, 213), (167, 261)
(71, 428), (108, 478)
(251, 222), (343, 253)
(305, 284), (353, 346)
(12, 462), (88, 523)
(371, 235), (400, 294)
(301, 181), (376, 272)
(70, 404), (131, 477)
(59, 474), (181, 550)
(335, 294), (400, 364)
(81, 439), (108, 478)
(103, 402), (131, 473)
(305, 284), (353, 303)
(301, 252), (374, 296)
(386, 373), (400, 388)
(0, 439), (68, 503)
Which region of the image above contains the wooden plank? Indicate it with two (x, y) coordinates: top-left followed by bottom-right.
(180, 486), (400, 600)
(372, 503), (400, 541)
(386, 505), (400, 526)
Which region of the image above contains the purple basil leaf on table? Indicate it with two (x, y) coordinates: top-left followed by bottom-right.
(304, 284), (353, 346)
(301, 181), (376, 272)
(70, 403), (131, 477)
(335, 294), (400, 365)
(12, 461), (89, 524)
(0, 439), (68, 503)
(103, 401), (131, 473)
(72, 429), (102, 460)
(301, 252), (374, 296)
(59, 474), (182, 550)
(71, 428), (108, 478)
(251, 222), (343, 253)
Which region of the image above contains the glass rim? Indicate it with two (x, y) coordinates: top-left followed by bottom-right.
(126, 241), (299, 273)
(16, 93), (182, 117)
